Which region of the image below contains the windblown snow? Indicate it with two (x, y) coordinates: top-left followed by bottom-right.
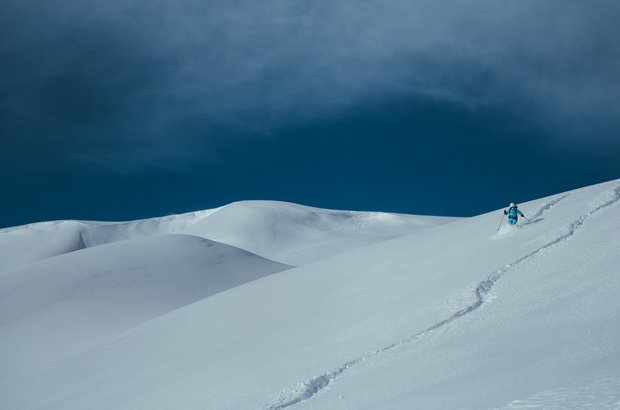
(1, 181), (619, 410)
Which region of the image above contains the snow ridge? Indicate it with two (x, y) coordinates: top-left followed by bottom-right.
(262, 186), (620, 410)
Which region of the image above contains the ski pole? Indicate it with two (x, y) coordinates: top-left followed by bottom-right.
(497, 214), (505, 231)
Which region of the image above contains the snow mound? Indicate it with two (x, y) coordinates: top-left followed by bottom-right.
(0, 220), (88, 271)
(0, 234), (289, 381)
(180, 201), (455, 265)
(0, 201), (456, 269)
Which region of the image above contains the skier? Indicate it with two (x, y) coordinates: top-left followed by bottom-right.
(504, 203), (525, 225)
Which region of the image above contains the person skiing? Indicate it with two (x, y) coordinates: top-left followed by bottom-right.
(504, 203), (525, 225)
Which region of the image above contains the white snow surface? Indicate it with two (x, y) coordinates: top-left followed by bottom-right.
(0, 200), (453, 268)
(0, 235), (291, 384)
(1, 180), (620, 409)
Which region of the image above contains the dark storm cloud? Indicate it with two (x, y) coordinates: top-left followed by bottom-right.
(1, 0), (619, 166)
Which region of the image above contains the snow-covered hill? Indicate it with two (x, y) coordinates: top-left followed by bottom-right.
(0, 201), (453, 269)
(1, 180), (619, 409)
(0, 234), (290, 383)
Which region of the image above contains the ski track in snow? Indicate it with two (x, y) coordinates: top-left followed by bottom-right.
(522, 194), (570, 225)
(261, 186), (620, 410)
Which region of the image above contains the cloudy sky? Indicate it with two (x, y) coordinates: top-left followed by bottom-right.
(1, 0), (619, 227)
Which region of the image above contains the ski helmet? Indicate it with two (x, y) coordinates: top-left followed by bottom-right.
(510, 202), (516, 207)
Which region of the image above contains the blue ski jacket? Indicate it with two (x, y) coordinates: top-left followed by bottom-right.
(504, 206), (524, 219)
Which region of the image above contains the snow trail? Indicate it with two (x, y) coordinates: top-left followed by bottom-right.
(522, 193), (570, 225)
(261, 186), (620, 410)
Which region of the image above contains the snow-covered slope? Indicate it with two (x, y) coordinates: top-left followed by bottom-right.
(0, 234), (290, 383)
(1, 180), (619, 410)
(176, 201), (455, 265)
(0, 201), (454, 269)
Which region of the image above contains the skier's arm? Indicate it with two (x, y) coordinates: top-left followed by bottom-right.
(518, 210), (525, 216)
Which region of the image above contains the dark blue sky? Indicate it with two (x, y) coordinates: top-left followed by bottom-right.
(1, 0), (619, 228)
